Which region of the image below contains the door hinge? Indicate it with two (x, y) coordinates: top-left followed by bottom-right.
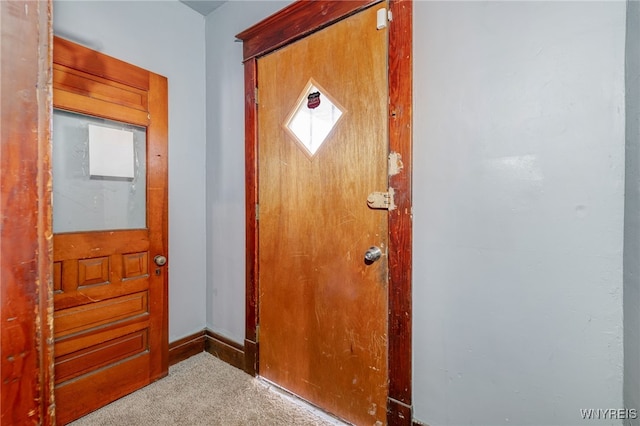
(367, 188), (396, 210)
(255, 203), (259, 221)
(256, 325), (260, 342)
(254, 87), (259, 105)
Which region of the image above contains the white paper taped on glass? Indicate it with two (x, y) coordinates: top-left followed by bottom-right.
(88, 124), (135, 179)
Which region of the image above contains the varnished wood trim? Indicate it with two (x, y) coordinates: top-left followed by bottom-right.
(244, 339), (258, 376)
(147, 71), (170, 382)
(205, 330), (245, 372)
(168, 330), (206, 366)
(240, 2), (413, 425)
(54, 37), (150, 91)
(41, 4), (56, 422)
(53, 88), (150, 127)
(387, 398), (413, 426)
(1, 1), (54, 424)
(53, 64), (149, 112)
(244, 59), (259, 347)
(236, 0), (379, 61)
(168, 329), (247, 372)
(387, 0), (413, 416)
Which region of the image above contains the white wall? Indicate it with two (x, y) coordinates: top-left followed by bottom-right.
(625, 0), (640, 424)
(413, 2), (627, 425)
(53, 0), (207, 342)
(204, 0), (291, 343)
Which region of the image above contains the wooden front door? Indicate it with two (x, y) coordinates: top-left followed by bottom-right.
(51, 38), (168, 425)
(257, 5), (389, 425)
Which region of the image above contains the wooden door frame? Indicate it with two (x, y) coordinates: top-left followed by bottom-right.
(236, 1), (413, 424)
(1, 1), (55, 424)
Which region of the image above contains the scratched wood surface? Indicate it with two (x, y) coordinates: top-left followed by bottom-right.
(387, 1), (414, 424)
(257, 6), (389, 425)
(243, 58), (259, 377)
(0, 1), (54, 425)
(52, 37), (168, 425)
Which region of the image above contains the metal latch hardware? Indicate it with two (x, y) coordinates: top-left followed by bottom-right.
(367, 190), (395, 210)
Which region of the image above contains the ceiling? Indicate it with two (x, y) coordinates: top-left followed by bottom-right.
(179, 0), (226, 16)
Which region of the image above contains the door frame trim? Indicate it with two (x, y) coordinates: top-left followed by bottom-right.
(1, 1), (55, 423)
(236, 1), (413, 423)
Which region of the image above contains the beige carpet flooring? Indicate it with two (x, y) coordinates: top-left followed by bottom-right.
(69, 352), (346, 426)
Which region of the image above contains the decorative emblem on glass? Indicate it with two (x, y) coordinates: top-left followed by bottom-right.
(285, 80), (345, 157)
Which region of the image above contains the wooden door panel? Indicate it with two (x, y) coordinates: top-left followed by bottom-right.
(55, 329), (148, 384)
(54, 270), (149, 311)
(54, 230), (149, 258)
(53, 231), (151, 310)
(123, 251), (150, 279)
(54, 319), (149, 360)
(77, 256), (110, 286)
(53, 64), (149, 111)
(54, 291), (149, 338)
(52, 37), (168, 425)
(258, 6), (388, 425)
(53, 89), (150, 127)
(55, 353), (151, 423)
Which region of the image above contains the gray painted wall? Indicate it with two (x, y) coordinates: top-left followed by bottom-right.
(204, 0), (291, 342)
(413, 1), (626, 424)
(53, 0), (208, 342)
(626, 0), (640, 424)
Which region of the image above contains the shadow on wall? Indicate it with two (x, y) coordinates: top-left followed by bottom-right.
(624, 0), (640, 425)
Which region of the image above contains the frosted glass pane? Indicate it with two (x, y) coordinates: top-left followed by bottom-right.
(53, 109), (146, 233)
(286, 85), (342, 155)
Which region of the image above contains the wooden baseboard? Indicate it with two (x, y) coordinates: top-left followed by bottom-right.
(169, 329), (246, 372)
(244, 339), (258, 376)
(204, 330), (245, 371)
(168, 330), (207, 366)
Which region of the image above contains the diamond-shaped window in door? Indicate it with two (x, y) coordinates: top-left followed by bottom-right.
(284, 79), (345, 157)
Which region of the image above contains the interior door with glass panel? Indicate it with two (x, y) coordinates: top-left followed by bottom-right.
(52, 37), (168, 425)
(257, 6), (389, 425)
